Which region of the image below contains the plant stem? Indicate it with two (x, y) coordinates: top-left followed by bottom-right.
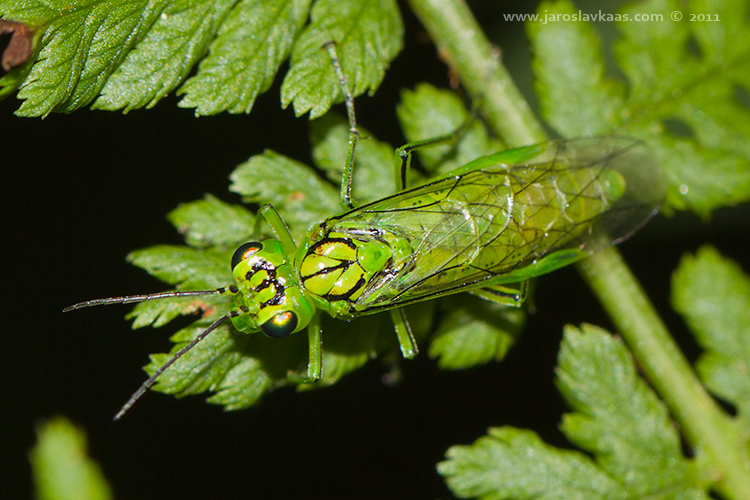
(407, 0), (546, 147)
(408, 0), (750, 497)
(581, 248), (750, 499)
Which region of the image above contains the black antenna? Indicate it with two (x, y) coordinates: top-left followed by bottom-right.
(113, 312), (235, 421)
(63, 289), (222, 312)
(63, 287), (237, 419)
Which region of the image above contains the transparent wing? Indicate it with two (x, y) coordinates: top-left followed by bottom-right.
(324, 137), (664, 314)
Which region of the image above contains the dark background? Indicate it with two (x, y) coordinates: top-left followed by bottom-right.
(2, 1), (748, 499)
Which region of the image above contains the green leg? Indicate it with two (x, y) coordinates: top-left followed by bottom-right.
(288, 312), (323, 384)
(251, 209), (265, 239)
(259, 204), (296, 255)
(470, 280), (528, 307)
(325, 41), (475, 202)
(389, 308), (418, 359)
(324, 42), (359, 210)
(305, 312), (323, 381)
(392, 117), (475, 190)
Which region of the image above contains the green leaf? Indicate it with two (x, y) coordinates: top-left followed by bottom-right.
(93, 0), (236, 112)
(125, 245), (232, 328)
(310, 112), (395, 203)
(440, 325), (708, 500)
(176, 0), (311, 115)
(205, 352), (276, 410)
(429, 295), (524, 370)
(167, 194), (256, 249)
(280, 0), (403, 118)
(141, 301), (421, 409)
(2, 0), (402, 117)
(672, 246), (750, 428)
(296, 314), (382, 390)
(30, 418), (113, 500)
(144, 312), (386, 408)
(141, 301), (402, 409)
(126, 294), (226, 329)
(528, 0), (750, 217)
(556, 324), (704, 498)
(396, 83), (503, 176)
(0, 62), (26, 100)
(127, 245), (231, 290)
(526, 0), (626, 136)
(1, 0), (167, 117)
(229, 150), (339, 239)
(146, 319), (263, 402)
(439, 426), (629, 500)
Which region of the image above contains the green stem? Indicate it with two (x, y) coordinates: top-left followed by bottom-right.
(406, 0), (546, 146)
(407, 0), (750, 497)
(581, 248), (750, 499)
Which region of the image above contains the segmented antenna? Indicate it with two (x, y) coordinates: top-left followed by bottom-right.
(113, 312), (235, 421)
(63, 287), (234, 419)
(63, 289), (222, 312)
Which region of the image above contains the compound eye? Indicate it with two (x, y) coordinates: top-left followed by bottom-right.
(231, 242), (263, 271)
(259, 311), (298, 338)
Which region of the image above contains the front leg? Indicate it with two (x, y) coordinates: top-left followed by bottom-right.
(389, 308), (418, 359)
(289, 313), (323, 384)
(393, 117), (475, 191)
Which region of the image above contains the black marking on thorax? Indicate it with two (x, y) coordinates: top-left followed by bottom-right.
(308, 236), (356, 253)
(324, 275), (367, 302)
(302, 236), (368, 303)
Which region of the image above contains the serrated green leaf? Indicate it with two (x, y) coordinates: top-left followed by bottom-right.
(397, 83), (503, 176)
(439, 426), (629, 500)
(280, 0), (403, 118)
(127, 245), (232, 290)
(648, 136), (749, 217)
(296, 313), (386, 391)
(147, 320), (251, 397)
(0, 64), (24, 100)
(30, 418), (113, 500)
(672, 246), (750, 426)
(167, 194), (256, 249)
(229, 150), (339, 239)
(177, 0), (311, 115)
(526, 0), (626, 135)
(690, 0), (750, 66)
(615, 0), (700, 105)
(310, 112), (394, 203)
(528, 0), (750, 217)
(2, 0), (405, 118)
(0, 58), (31, 99)
(429, 295), (524, 370)
(127, 293), (231, 329)
(440, 325), (710, 500)
(135, 270), (431, 409)
(206, 354), (275, 410)
(93, 0), (236, 112)
(143, 310), (385, 408)
(556, 324), (703, 498)
(125, 244), (233, 328)
(2, 0), (167, 117)
(617, 0), (750, 217)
